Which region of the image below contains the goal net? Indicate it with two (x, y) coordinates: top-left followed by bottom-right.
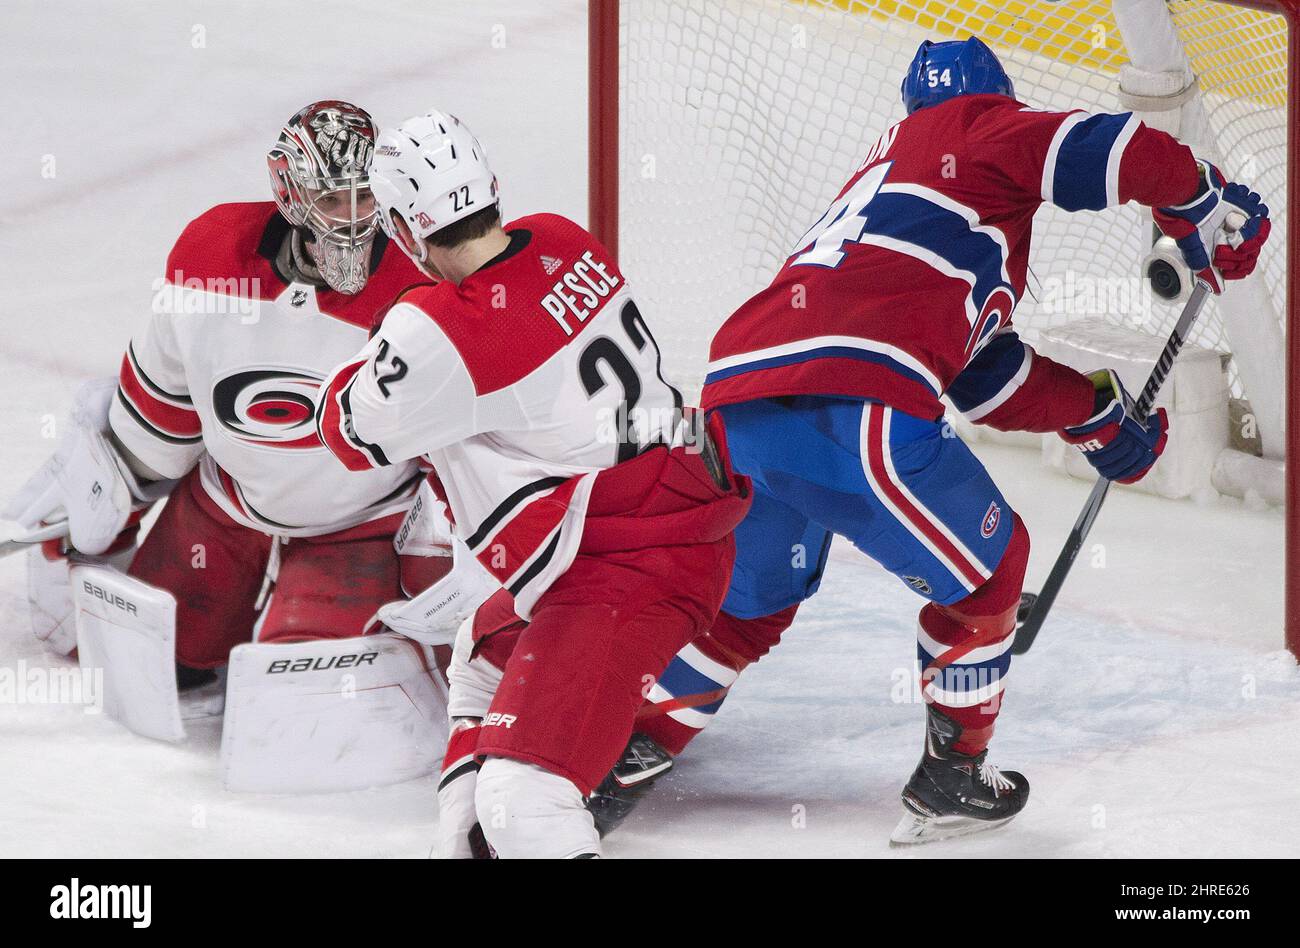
(596, 0), (1292, 474)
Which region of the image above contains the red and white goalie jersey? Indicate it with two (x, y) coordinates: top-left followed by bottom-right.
(703, 95), (1204, 430)
(110, 202), (428, 537)
(317, 213), (685, 616)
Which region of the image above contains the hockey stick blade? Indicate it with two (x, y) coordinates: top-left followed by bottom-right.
(1013, 280), (1213, 655)
(1, 521), (71, 559)
(1, 537), (39, 559)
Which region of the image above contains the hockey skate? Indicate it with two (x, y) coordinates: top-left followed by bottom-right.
(890, 707), (1029, 846)
(586, 733), (674, 837)
(177, 663), (226, 720)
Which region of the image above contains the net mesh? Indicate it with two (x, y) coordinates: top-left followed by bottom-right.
(616, 0), (1288, 405)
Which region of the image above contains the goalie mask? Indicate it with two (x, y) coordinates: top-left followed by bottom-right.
(267, 100), (379, 294)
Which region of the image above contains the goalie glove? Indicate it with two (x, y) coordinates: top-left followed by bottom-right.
(370, 536), (497, 645)
(4, 378), (172, 555)
(392, 478), (456, 597)
(1060, 369), (1168, 484)
(1153, 159), (1271, 293)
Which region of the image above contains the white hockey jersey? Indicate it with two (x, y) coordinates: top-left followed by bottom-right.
(316, 213), (687, 616)
(110, 202), (429, 537)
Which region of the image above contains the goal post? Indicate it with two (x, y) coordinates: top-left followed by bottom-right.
(588, 0), (1300, 657)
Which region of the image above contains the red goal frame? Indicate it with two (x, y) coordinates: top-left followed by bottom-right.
(587, 0), (1300, 658)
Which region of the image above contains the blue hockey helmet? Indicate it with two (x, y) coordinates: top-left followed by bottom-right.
(900, 37), (1015, 115)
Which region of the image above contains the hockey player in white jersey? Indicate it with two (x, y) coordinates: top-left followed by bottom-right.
(4, 101), (444, 704)
(316, 110), (751, 857)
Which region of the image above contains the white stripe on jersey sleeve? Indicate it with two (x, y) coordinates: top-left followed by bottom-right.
(1105, 113), (1142, 208)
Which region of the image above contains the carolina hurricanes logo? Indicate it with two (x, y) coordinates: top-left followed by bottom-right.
(963, 285), (1017, 364)
(212, 369), (324, 449)
(981, 501), (1002, 539)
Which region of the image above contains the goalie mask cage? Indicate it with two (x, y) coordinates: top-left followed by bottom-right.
(587, 0), (1300, 657)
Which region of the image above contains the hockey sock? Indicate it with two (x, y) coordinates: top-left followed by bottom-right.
(917, 513), (1029, 755)
(638, 604), (798, 755)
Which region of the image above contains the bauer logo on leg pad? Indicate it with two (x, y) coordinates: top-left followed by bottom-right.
(222, 632), (449, 793)
(483, 711), (517, 729)
(80, 579), (139, 616)
(265, 652), (380, 674)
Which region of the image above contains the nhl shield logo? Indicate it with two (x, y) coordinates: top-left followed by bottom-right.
(290, 289), (309, 307)
(981, 501), (1002, 539)
(903, 575), (932, 595)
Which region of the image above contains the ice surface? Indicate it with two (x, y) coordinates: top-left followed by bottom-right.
(0, 0), (1293, 858)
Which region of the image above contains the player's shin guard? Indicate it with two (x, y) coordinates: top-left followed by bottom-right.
(916, 513), (1029, 755)
(475, 758), (601, 858)
(438, 720), (492, 859)
(638, 604), (798, 755)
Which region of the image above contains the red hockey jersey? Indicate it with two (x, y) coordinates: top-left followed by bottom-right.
(701, 95), (1202, 431)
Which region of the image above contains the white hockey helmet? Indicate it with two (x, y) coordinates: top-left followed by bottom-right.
(370, 110), (499, 260)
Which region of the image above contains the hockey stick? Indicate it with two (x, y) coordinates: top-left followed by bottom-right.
(1012, 278), (1213, 655)
(0, 538), (34, 558)
(0, 522), (70, 559)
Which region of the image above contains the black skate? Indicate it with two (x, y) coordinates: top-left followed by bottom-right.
(891, 707), (1029, 846)
(586, 733), (673, 837)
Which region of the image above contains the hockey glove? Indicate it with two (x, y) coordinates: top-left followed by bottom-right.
(1153, 159), (1271, 293)
(4, 378), (171, 555)
(1060, 369), (1168, 484)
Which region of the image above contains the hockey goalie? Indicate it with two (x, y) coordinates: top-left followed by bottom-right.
(2, 101), (477, 791)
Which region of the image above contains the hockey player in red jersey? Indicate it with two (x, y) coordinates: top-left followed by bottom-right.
(315, 109), (750, 857)
(5, 101), (435, 685)
(629, 38), (1271, 843)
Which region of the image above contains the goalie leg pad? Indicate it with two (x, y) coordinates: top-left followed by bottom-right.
(26, 541), (136, 656)
(71, 564), (185, 742)
(219, 631), (448, 793)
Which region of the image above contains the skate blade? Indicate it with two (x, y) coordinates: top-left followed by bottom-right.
(889, 809), (1016, 847)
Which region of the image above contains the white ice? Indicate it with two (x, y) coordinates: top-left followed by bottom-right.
(1, 0), (1294, 858)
